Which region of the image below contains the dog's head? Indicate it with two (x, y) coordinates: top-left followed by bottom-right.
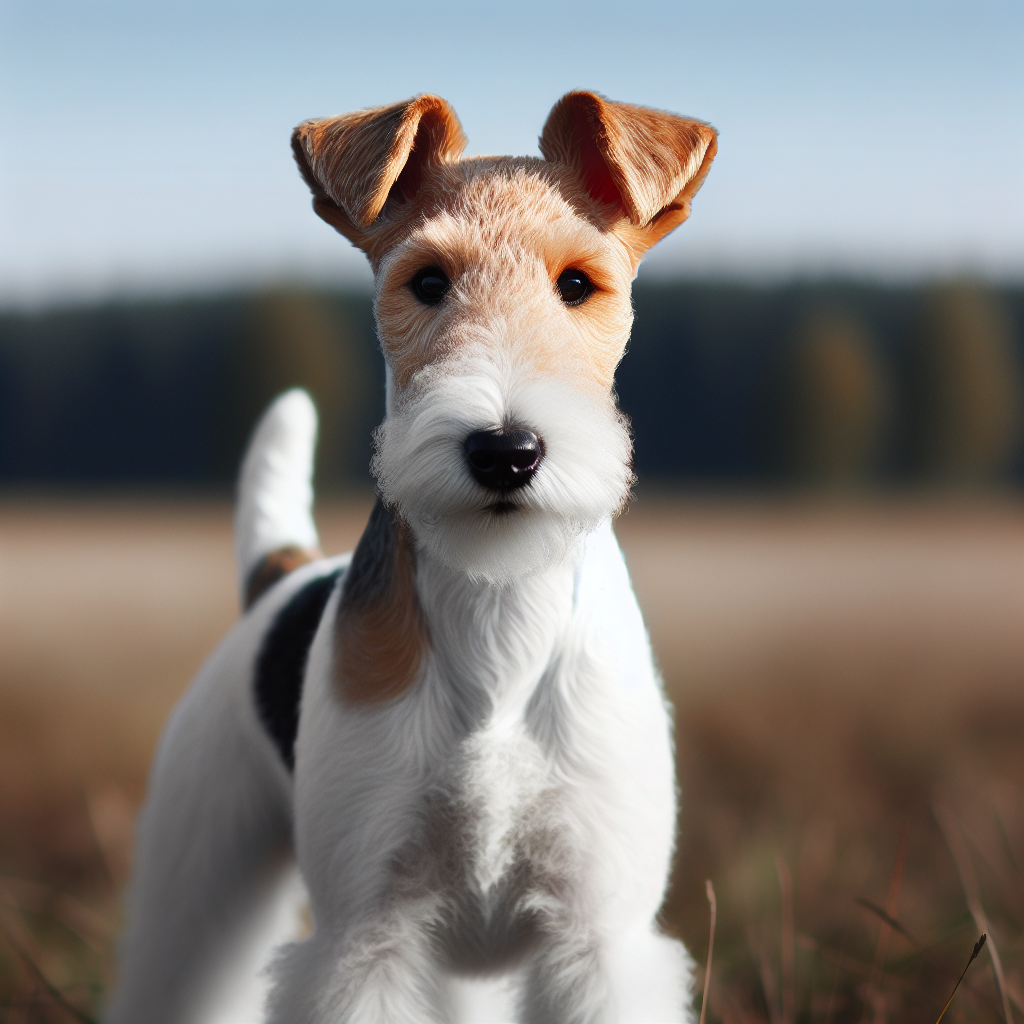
(293, 93), (716, 584)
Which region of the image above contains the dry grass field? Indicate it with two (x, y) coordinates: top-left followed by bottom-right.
(0, 494), (1021, 1023)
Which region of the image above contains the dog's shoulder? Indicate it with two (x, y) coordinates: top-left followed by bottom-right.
(333, 499), (429, 707)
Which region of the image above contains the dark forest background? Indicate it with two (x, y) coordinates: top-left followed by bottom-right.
(2, 280), (1022, 491)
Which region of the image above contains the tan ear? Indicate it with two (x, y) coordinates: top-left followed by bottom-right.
(292, 95), (467, 251)
(539, 91), (717, 255)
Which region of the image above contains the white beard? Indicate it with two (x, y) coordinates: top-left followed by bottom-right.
(372, 349), (634, 585)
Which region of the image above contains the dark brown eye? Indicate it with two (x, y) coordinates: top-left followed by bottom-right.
(556, 268), (593, 306)
(410, 266), (450, 305)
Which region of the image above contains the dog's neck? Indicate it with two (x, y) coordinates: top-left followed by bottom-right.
(414, 545), (578, 711)
(333, 499), (580, 712)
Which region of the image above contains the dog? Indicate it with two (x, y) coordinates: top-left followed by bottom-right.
(106, 91), (717, 1024)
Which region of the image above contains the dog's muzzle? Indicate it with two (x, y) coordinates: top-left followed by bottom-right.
(464, 428), (544, 491)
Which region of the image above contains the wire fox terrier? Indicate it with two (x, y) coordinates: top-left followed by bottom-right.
(107, 91), (717, 1024)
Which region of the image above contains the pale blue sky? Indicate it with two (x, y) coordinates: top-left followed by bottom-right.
(1, 0), (1021, 306)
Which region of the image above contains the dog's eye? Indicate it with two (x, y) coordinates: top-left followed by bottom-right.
(556, 269), (593, 306)
(410, 267), (450, 306)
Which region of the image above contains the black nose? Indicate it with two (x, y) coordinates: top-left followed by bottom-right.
(464, 428), (544, 491)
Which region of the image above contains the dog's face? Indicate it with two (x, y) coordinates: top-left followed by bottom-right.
(294, 93), (716, 584)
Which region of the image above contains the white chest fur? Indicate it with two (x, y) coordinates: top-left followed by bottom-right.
(293, 521), (676, 978)
(457, 719), (551, 898)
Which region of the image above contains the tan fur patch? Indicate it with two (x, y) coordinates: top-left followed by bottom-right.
(371, 161), (637, 394)
(244, 545), (321, 609)
(334, 500), (428, 705)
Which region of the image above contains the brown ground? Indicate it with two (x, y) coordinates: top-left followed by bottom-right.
(0, 494), (1021, 1023)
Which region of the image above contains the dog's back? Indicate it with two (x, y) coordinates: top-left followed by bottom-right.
(107, 393), (343, 1024)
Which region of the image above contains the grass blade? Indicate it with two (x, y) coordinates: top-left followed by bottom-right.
(0, 917), (99, 1024)
(699, 879), (717, 1024)
(854, 897), (920, 947)
(935, 803), (1014, 1024)
(861, 826), (908, 1022)
(935, 934), (986, 1024)
(776, 853), (795, 1024)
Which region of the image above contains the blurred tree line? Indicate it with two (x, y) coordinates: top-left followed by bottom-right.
(0, 281), (1021, 491)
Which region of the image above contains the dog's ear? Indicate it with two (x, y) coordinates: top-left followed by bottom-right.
(539, 91), (717, 257)
(292, 95), (467, 252)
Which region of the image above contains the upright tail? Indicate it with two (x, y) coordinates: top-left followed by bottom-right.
(234, 389), (322, 608)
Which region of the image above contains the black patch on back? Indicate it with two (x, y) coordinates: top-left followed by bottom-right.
(254, 569), (341, 771)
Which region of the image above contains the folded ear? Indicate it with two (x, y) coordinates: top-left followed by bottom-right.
(292, 95), (467, 251)
(539, 91), (717, 256)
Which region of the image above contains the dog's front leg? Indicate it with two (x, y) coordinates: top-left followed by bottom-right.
(519, 922), (693, 1024)
(266, 904), (450, 1024)
(519, 928), (611, 1024)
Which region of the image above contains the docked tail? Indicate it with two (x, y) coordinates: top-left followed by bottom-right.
(234, 389), (322, 608)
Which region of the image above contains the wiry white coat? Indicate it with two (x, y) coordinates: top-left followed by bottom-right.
(270, 525), (688, 1024)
